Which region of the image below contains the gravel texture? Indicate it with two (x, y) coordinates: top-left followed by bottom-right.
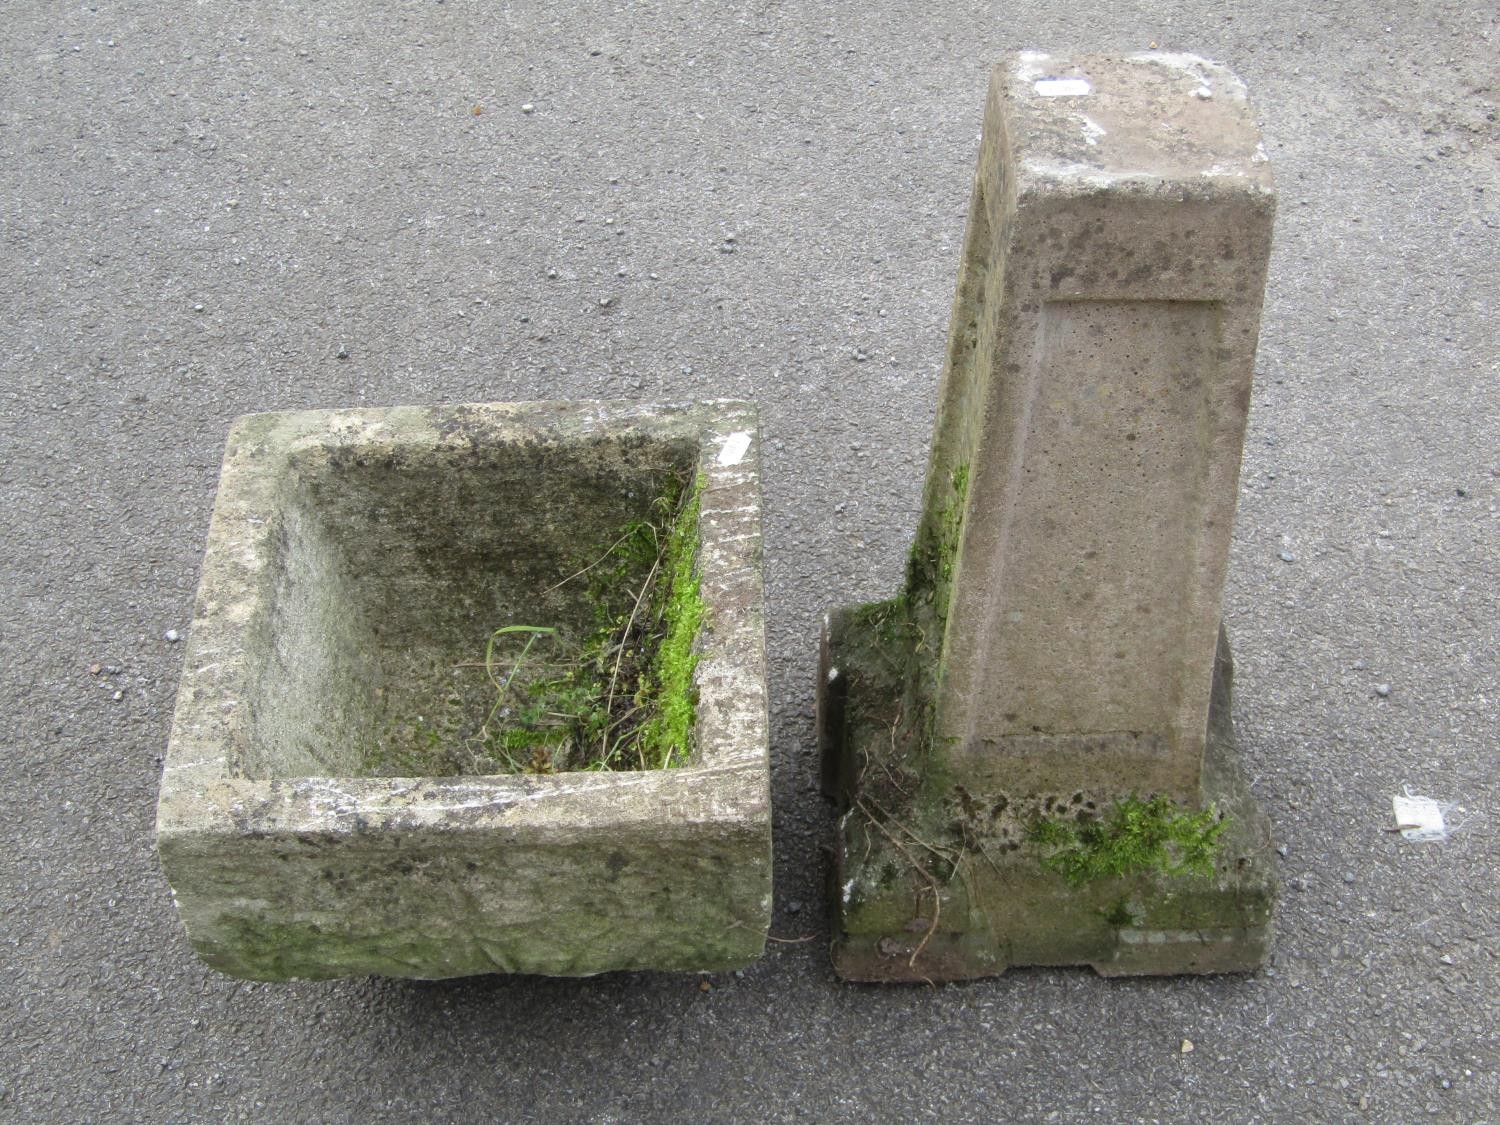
(1, 1), (1496, 1121)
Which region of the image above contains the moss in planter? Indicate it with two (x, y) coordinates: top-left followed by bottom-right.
(441, 471), (707, 775)
(633, 472), (706, 769)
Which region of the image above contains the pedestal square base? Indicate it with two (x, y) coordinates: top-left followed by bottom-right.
(819, 603), (1277, 983)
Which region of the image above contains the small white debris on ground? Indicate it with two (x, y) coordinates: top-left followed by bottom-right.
(1391, 788), (1451, 842)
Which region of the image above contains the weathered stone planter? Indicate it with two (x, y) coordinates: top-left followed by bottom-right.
(158, 402), (770, 981)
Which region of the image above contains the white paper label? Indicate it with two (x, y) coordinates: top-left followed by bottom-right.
(716, 431), (752, 466)
(1034, 78), (1092, 97)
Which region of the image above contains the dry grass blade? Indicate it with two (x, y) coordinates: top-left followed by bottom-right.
(540, 527), (642, 595)
(602, 552), (662, 767)
(855, 796), (942, 969)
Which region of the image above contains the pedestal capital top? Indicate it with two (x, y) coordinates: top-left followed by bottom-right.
(1003, 51), (1274, 195)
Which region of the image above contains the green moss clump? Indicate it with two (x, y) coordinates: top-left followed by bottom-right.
(938, 463), (968, 587)
(878, 461), (970, 760)
(457, 471), (707, 774)
(1029, 795), (1227, 887)
(635, 472), (706, 769)
(904, 462), (969, 628)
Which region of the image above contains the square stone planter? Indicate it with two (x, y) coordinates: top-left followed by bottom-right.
(157, 402), (770, 981)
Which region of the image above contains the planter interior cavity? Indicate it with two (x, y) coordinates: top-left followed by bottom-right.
(158, 402), (770, 981)
(249, 418), (701, 780)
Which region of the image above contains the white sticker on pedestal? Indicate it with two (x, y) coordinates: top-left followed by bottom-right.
(1035, 78), (1092, 97)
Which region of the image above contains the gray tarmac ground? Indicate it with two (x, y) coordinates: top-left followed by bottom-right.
(2, 1), (1496, 1121)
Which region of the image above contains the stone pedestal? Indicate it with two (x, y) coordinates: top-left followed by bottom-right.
(820, 52), (1278, 981)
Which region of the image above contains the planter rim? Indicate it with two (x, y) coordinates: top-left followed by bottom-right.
(158, 399), (768, 841)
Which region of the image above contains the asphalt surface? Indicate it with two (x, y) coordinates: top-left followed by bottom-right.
(2, 1), (1496, 1121)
